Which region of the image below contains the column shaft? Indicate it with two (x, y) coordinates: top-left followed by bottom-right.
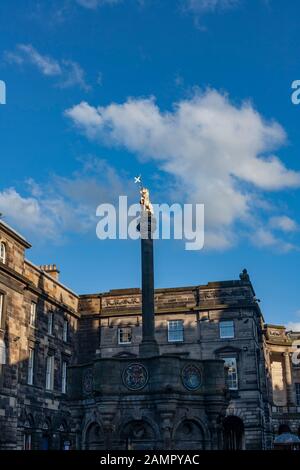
(284, 352), (294, 406)
(139, 213), (159, 357)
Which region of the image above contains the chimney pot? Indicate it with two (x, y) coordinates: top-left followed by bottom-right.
(39, 264), (60, 281)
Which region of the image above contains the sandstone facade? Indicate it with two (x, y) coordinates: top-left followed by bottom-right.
(0, 220), (299, 450)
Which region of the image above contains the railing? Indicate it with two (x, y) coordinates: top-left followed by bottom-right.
(272, 405), (300, 414)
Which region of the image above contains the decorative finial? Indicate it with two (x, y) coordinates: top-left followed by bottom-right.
(135, 175), (154, 215)
(134, 174), (142, 188)
(239, 268), (250, 282)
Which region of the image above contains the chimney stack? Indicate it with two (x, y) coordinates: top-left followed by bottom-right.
(39, 264), (60, 281)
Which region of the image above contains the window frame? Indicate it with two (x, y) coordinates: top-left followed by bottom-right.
(48, 311), (54, 336)
(0, 336), (6, 366)
(0, 293), (4, 329)
(118, 327), (132, 345)
(63, 319), (68, 343)
(27, 348), (35, 386)
(0, 242), (6, 264)
(219, 320), (235, 339)
(223, 356), (238, 390)
(167, 319), (184, 343)
(296, 383), (300, 406)
(46, 355), (54, 391)
(29, 302), (37, 327)
(23, 433), (32, 451)
(61, 360), (67, 394)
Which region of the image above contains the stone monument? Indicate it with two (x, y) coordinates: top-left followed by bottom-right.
(138, 185), (159, 358)
(66, 179), (228, 450)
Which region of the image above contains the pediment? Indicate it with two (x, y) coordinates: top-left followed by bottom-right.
(214, 345), (241, 355)
(113, 351), (137, 358)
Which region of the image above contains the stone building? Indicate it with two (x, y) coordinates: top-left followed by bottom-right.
(0, 219), (300, 450)
(0, 220), (79, 450)
(264, 325), (300, 436)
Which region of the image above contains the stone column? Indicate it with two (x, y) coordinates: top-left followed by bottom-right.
(283, 352), (295, 406)
(102, 415), (114, 450)
(139, 212), (159, 358)
(35, 429), (43, 450)
(160, 412), (173, 450)
(51, 432), (60, 450)
(209, 421), (222, 450)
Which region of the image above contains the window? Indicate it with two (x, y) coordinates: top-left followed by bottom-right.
(0, 242), (6, 264)
(23, 433), (32, 450)
(30, 302), (36, 327)
(0, 337), (6, 365)
(296, 383), (300, 406)
(63, 319), (68, 342)
(61, 361), (67, 394)
(62, 440), (71, 451)
(224, 357), (238, 390)
(168, 320), (184, 342)
(41, 433), (50, 450)
(0, 293), (4, 328)
(220, 320), (235, 339)
(46, 355), (54, 390)
(27, 349), (34, 385)
(118, 327), (132, 344)
(48, 312), (54, 335)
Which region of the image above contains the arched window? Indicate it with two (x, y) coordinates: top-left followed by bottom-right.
(0, 242), (6, 264)
(278, 424), (291, 435)
(174, 419), (204, 450)
(121, 420), (156, 450)
(223, 416), (245, 450)
(58, 420), (71, 450)
(41, 419), (52, 450)
(23, 414), (35, 450)
(85, 422), (104, 450)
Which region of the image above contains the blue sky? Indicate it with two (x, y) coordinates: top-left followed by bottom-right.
(0, 0), (300, 328)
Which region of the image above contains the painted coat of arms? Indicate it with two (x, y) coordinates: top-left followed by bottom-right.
(83, 368), (94, 395)
(181, 364), (202, 391)
(122, 363), (148, 391)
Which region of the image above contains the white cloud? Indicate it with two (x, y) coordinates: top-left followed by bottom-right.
(286, 322), (300, 332)
(75, 0), (147, 9)
(0, 188), (59, 239)
(5, 44), (90, 91)
(76, 0), (122, 8)
(269, 215), (298, 233)
(286, 310), (300, 332)
(251, 228), (296, 253)
(65, 89), (300, 249)
(183, 0), (239, 14)
(16, 44), (62, 76)
(0, 160), (133, 242)
(59, 60), (90, 91)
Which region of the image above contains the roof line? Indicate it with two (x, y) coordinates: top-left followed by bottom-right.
(0, 220), (31, 248)
(25, 259), (78, 298)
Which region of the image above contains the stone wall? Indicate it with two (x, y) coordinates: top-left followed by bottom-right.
(75, 280), (269, 449)
(68, 356), (227, 450)
(1, 219), (300, 450)
(0, 221), (79, 449)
